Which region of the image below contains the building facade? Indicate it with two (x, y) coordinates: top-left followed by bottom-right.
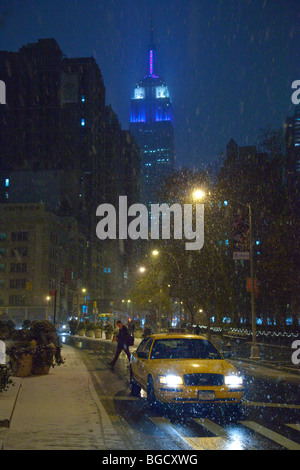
(0, 203), (87, 325)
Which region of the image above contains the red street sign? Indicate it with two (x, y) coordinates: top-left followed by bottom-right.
(246, 278), (258, 293)
(49, 290), (56, 296)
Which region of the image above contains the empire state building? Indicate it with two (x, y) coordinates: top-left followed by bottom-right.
(130, 27), (174, 206)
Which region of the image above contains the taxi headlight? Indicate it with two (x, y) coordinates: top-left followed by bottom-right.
(155, 375), (183, 386)
(224, 375), (243, 387)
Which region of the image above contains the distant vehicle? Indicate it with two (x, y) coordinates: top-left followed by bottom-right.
(57, 324), (70, 334)
(130, 333), (243, 413)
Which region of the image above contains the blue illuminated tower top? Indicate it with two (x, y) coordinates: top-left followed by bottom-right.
(130, 22), (174, 206)
(130, 28), (173, 124)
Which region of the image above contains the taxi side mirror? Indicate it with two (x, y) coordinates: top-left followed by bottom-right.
(137, 351), (148, 359)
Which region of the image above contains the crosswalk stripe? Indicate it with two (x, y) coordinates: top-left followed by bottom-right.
(193, 418), (228, 437)
(184, 436), (231, 450)
(285, 424), (300, 432)
(240, 421), (300, 450)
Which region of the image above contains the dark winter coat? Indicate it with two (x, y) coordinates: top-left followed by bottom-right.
(117, 325), (130, 346)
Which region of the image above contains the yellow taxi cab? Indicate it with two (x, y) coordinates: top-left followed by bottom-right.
(130, 332), (243, 412)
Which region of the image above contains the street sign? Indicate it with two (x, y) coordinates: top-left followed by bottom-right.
(246, 277), (258, 293)
(233, 251), (250, 260)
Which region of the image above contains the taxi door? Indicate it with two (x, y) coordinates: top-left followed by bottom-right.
(134, 338), (153, 389)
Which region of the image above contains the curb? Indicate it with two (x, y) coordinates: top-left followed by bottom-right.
(0, 378), (22, 428)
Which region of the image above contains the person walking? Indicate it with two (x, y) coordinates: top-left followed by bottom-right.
(107, 320), (131, 368)
(128, 319), (135, 340)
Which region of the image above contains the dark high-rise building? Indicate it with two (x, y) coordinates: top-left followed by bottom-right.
(0, 39), (140, 320)
(285, 105), (300, 199)
(129, 27), (174, 206)
(0, 39), (105, 227)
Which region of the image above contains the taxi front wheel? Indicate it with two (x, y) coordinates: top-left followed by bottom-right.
(130, 369), (141, 397)
(147, 376), (159, 408)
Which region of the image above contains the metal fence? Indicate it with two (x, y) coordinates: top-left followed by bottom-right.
(0, 307), (50, 326)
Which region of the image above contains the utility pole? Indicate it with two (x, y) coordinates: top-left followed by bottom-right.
(53, 289), (57, 326)
(249, 204), (260, 359)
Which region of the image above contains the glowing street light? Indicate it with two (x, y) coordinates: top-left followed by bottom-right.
(193, 189), (205, 200)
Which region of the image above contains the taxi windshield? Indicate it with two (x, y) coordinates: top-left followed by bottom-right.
(150, 338), (223, 360)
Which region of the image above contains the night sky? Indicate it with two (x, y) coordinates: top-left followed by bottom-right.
(0, 0), (299, 169)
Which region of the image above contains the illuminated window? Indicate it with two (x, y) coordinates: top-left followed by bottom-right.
(134, 87), (145, 99)
(156, 86), (169, 99)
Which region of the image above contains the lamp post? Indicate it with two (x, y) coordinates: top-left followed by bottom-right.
(196, 191), (260, 359)
(48, 290), (57, 325)
(248, 203), (260, 359)
(78, 288), (87, 322)
(46, 296), (51, 321)
(231, 201), (260, 359)
(152, 249), (181, 331)
(127, 299), (133, 319)
(219, 197), (260, 359)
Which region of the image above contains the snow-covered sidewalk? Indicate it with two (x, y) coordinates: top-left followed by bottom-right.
(1, 344), (125, 450)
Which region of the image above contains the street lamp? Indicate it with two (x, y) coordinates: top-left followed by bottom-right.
(139, 266), (146, 273)
(193, 189), (206, 200)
